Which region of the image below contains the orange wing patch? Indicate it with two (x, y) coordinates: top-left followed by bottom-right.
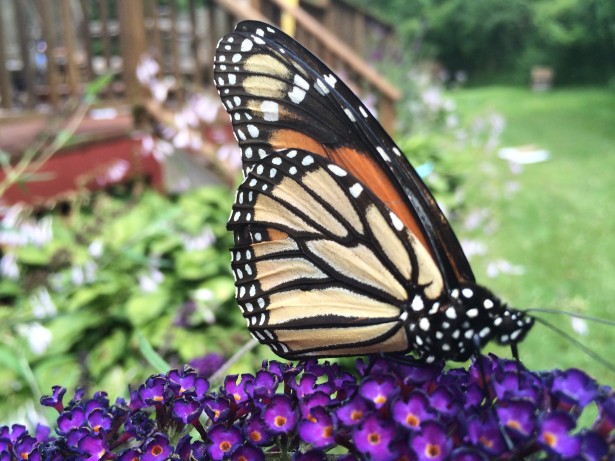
(269, 128), (430, 253)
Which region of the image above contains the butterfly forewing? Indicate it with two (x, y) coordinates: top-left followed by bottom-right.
(214, 21), (474, 287)
(228, 148), (445, 358)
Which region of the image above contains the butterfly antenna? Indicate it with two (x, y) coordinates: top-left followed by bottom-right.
(525, 307), (615, 327)
(531, 316), (615, 373)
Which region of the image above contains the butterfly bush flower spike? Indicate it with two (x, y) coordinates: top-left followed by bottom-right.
(0, 356), (603, 459)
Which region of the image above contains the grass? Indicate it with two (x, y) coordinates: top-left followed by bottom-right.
(450, 87), (615, 384)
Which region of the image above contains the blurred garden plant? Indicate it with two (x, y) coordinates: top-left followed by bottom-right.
(0, 67), (248, 427)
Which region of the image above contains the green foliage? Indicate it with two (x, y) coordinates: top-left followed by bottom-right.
(451, 87), (615, 383)
(0, 185), (249, 423)
(354, 0), (615, 85)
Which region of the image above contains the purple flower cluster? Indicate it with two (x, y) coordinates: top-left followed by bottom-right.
(1, 354), (614, 460)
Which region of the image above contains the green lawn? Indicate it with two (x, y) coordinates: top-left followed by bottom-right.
(450, 87), (615, 383)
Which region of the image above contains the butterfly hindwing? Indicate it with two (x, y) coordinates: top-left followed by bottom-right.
(228, 149), (445, 359)
(214, 21), (474, 289)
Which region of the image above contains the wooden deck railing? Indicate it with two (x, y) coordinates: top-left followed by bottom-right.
(0, 0), (400, 131)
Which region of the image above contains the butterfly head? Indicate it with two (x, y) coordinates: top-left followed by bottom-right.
(411, 284), (535, 363)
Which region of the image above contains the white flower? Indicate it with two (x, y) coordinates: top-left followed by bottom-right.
(88, 239), (104, 258)
(17, 322), (53, 355)
(104, 159), (130, 183)
(571, 317), (588, 336)
(460, 239), (487, 258)
(30, 287), (57, 318)
(136, 55), (160, 84)
(0, 252), (19, 280)
(486, 259), (525, 278)
(193, 288), (214, 302)
(190, 94), (219, 123)
(182, 228), (216, 251)
(139, 268), (164, 293)
(172, 130), (190, 149)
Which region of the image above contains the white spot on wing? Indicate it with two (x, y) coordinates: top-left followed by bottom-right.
(302, 155), (314, 166)
(419, 317), (430, 331)
(349, 183), (363, 198)
(411, 296), (424, 311)
(261, 100), (279, 121)
(324, 74), (337, 87)
(241, 39), (253, 52)
(327, 164), (347, 177)
(389, 212), (403, 231)
(344, 108), (356, 122)
(247, 124), (259, 138)
(315, 79), (329, 95)
(376, 146), (391, 162)
(294, 74), (309, 90)
(288, 86), (306, 104)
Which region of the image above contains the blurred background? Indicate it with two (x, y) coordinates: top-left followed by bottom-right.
(0, 0), (613, 427)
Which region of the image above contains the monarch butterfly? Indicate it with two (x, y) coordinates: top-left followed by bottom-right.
(213, 21), (534, 363)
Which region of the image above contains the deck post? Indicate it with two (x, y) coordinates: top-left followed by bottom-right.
(118, 1), (147, 105)
(0, 6), (12, 109)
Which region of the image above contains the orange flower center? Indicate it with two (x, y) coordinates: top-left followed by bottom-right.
(322, 426), (333, 438)
(544, 432), (557, 447)
(250, 430), (262, 442)
(374, 395), (387, 405)
(368, 432), (380, 445)
(425, 443), (441, 457)
(507, 420), (521, 430)
(151, 445), (163, 456)
(480, 436), (493, 448)
(219, 441), (232, 452)
(275, 416), (287, 427)
(351, 410), (363, 421)
(406, 414), (419, 427)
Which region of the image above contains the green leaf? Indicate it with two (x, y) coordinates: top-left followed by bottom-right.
(136, 330), (170, 374)
(16, 245), (56, 265)
(202, 276), (235, 303)
(175, 248), (219, 280)
(66, 282), (120, 312)
(0, 344), (24, 375)
(86, 329), (128, 379)
(84, 73), (114, 102)
(125, 290), (169, 326)
(33, 355), (81, 397)
(0, 279), (21, 298)
(45, 311), (104, 355)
